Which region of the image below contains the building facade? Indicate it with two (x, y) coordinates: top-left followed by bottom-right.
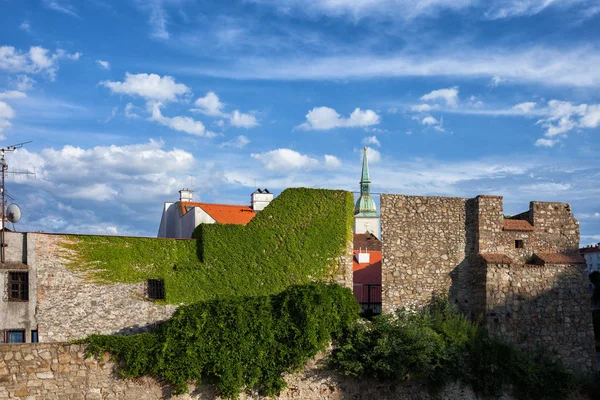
(157, 188), (273, 238)
(582, 243), (600, 275)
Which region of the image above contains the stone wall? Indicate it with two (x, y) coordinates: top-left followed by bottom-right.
(530, 202), (580, 253)
(34, 234), (177, 342)
(0, 343), (513, 400)
(485, 262), (595, 373)
(380, 195), (477, 313)
(0, 232), (38, 343)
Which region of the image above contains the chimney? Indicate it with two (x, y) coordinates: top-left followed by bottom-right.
(251, 188), (274, 211)
(179, 188), (193, 202)
(357, 249), (370, 264)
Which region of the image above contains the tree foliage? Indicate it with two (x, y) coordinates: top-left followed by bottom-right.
(80, 283), (359, 398)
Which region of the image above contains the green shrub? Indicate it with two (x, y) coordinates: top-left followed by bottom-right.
(330, 297), (579, 400)
(80, 283), (359, 399)
(62, 188), (354, 304)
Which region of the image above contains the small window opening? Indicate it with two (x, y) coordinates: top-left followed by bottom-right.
(8, 272), (29, 301)
(515, 240), (524, 249)
(31, 330), (38, 343)
(5, 330), (25, 343)
(147, 279), (165, 300)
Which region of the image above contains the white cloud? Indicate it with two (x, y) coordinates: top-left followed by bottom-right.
(411, 104), (433, 112)
(43, 0), (80, 18)
(193, 91), (225, 117)
(513, 102), (537, 114)
(101, 73), (190, 101)
(188, 46), (600, 88)
(0, 102), (16, 119)
(298, 106), (380, 130)
(0, 45), (78, 80)
(490, 75), (504, 87)
(19, 21), (31, 32)
(67, 52), (82, 60)
(230, 110), (259, 128)
(419, 115), (445, 132)
(254, 0), (586, 21)
(421, 116), (439, 125)
(251, 148), (319, 170)
(10, 139), (196, 206)
(535, 138), (558, 147)
(124, 103), (140, 119)
(0, 91), (27, 100)
(11, 75), (35, 91)
(420, 86), (459, 107)
(192, 92), (260, 128)
(220, 135), (250, 148)
(150, 102), (214, 137)
(468, 96), (483, 108)
(96, 60), (110, 70)
(365, 147), (381, 163)
(362, 136), (381, 147)
(0, 100), (15, 134)
(484, 0), (583, 19)
(324, 154), (341, 168)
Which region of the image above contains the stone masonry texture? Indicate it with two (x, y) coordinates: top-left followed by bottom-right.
(381, 193), (595, 373)
(34, 234), (178, 343)
(0, 343), (515, 400)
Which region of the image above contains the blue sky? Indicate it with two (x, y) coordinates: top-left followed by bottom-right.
(0, 0), (599, 244)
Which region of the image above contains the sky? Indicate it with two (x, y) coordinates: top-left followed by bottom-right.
(0, 0), (599, 244)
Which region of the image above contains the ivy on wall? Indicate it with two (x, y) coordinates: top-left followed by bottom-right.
(80, 283), (360, 399)
(62, 188), (354, 304)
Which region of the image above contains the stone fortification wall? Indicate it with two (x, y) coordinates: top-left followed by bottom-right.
(0, 343), (512, 400)
(530, 202), (579, 252)
(485, 262), (595, 373)
(35, 234), (177, 342)
(380, 195), (477, 313)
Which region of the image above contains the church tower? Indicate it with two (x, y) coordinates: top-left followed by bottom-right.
(354, 147), (380, 239)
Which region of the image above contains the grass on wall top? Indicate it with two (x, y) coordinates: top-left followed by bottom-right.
(61, 188), (354, 304)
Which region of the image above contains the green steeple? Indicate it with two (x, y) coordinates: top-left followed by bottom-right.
(354, 147), (378, 217)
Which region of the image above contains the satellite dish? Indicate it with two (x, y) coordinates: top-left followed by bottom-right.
(6, 203), (21, 223)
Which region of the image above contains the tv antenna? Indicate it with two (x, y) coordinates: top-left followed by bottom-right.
(1, 141), (33, 263)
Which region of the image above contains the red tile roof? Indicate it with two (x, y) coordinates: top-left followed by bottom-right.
(353, 250), (382, 285)
(180, 202), (256, 225)
(480, 254), (513, 264)
(503, 219), (534, 231)
(534, 253), (585, 265)
(353, 233), (382, 251)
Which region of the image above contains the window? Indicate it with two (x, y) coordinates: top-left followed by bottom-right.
(515, 240), (524, 249)
(31, 330), (38, 343)
(147, 279), (165, 300)
(5, 330), (25, 343)
(8, 272), (28, 301)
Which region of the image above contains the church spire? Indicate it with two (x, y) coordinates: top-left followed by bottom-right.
(354, 147), (377, 217)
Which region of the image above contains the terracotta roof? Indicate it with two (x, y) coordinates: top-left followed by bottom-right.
(180, 202), (256, 225)
(503, 219), (534, 231)
(480, 254), (513, 264)
(353, 233), (382, 251)
(534, 253), (585, 265)
(353, 250), (382, 285)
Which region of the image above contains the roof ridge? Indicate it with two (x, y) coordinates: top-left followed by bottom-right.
(182, 202), (253, 209)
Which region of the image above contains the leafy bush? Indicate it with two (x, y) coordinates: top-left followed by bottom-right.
(330, 297), (578, 400)
(62, 188), (354, 304)
(80, 283), (359, 399)
(589, 271), (600, 304)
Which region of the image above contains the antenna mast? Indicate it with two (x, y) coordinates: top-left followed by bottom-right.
(1, 141), (33, 264)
